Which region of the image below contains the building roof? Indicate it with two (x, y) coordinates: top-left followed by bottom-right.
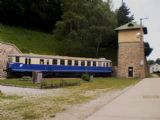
(115, 22), (148, 34)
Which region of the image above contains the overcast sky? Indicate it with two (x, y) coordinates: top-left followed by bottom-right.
(112, 0), (160, 60)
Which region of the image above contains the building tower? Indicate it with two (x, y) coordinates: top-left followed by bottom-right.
(115, 22), (149, 78)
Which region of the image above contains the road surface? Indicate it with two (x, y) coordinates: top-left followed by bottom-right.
(85, 78), (160, 120)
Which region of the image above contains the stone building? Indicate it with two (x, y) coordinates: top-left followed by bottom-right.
(115, 22), (149, 78)
(0, 42), (21, 77)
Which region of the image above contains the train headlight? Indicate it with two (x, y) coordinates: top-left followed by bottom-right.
(19, 64), (23, 67)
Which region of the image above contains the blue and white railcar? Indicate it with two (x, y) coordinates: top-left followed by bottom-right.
(7, 54), (112, 77)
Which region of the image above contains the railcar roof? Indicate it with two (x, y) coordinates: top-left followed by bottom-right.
(8, 54), (111, 62)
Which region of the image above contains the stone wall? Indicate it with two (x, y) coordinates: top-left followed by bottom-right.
(0, 42), (21, 77)
(118, 42), (147, 78)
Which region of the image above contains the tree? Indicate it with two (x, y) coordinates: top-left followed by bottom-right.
(156, 58), (160, 64)
(0, 0), (62, 32)
(148, 59), (155, 65)
(54, 0), (117, 58)
(144, 42), (153, 57)
(116, 1), (134, 26)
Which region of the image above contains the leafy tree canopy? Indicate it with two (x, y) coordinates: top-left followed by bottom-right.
(156, 58), (160, 64)
(0, 0), (62, 32)
(54, 0), (117, 58)
(148, 59), (155, 65)
(144, 42), (153, 57)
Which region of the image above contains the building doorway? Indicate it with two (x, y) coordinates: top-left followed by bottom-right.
(128, 67), (133, 77)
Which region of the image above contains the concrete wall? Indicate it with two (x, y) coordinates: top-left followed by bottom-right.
(0, 42), (21, 77)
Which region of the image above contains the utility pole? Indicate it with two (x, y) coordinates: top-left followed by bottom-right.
(140, 17), (148, 41)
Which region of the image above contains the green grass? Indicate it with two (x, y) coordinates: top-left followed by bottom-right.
(66, 77), (139, 91)
(0, 79), (40, 88)
(0, 78), (138, 89)
(0, 78), (81, 88)
(0, 25), (57, 54)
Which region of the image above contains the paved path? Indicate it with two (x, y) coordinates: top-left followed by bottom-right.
(85, 78), (160, 120)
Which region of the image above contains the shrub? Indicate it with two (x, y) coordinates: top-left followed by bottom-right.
(81, 73), (90, 82)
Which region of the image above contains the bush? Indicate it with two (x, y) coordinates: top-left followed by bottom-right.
(81, 73), (90, 82)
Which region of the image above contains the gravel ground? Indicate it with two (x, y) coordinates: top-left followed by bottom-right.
(0, 85), (63, 97)
(0, 85), (132, 120)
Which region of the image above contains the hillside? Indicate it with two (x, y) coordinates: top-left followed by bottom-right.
(0, 25), (57, 55)
(0, 25), (117, 65)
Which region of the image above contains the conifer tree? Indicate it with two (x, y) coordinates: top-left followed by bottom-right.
(117, 1), (134, 26)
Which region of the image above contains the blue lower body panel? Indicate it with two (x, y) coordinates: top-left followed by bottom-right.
(8, 63), (112, 73)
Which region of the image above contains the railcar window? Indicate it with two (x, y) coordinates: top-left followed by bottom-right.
(75, 60), (78, 66)
(52, 59), (57, 65)
(81, 61), (85, 66)
(106, 63), (108, 67)
(60, 59), (65, 65)
(68, 60), (72, 66)
(103, 63), (105, 67)
(87, 61), (91, 66)
(25, 58), (31, 64)
(47, 60), (49, 65)
(29, 58), (31, 64)
(25, 58), (27, 64)
(40, 59), (44, 64)
(15, 56), (19, 62)
(93, 61), (96, 66)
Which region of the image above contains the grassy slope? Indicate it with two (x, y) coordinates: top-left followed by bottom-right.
(0, 25), (57, 55)
(0, 25), (117, 64)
